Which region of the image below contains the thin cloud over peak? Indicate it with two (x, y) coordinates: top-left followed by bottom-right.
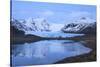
(40, 10), (55, 17)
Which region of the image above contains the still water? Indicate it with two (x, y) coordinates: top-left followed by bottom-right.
(11, 40), (92, 66)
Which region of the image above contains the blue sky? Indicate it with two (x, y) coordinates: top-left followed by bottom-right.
(11, 0), (96, 23)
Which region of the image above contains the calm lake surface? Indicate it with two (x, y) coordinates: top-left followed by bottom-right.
(11, 40), (92, 66)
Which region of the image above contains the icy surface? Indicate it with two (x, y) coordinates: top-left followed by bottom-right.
(25, 31), (84, 38)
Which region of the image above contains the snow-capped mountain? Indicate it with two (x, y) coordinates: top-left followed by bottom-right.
(11, 18), (51, 32)
(11, 17), (96, 38)
(26, 18), (50, 32)
(62, 22), (95, 33)
(11, 18), (29, 31)
(61, 17), (96, 33)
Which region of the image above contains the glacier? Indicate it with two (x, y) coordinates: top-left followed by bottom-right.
(25, 31), (85, 38)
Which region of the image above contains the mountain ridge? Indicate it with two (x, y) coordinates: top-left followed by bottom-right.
(11, 17), (96, 36)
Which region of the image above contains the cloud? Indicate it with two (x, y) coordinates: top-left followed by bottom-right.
(38, 10), (54, 18)
(43, 10), (54, 16)
(69, 11), (92, 18)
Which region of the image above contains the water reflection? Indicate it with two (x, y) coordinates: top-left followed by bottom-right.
(11, 40), (92, 66)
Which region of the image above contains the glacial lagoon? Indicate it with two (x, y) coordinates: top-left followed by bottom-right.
(11, 40), (92, 66)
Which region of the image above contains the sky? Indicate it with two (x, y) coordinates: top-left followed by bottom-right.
(11, 0), (96, 23)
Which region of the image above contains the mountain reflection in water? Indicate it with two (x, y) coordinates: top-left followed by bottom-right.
(11, 40), (92, 66)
